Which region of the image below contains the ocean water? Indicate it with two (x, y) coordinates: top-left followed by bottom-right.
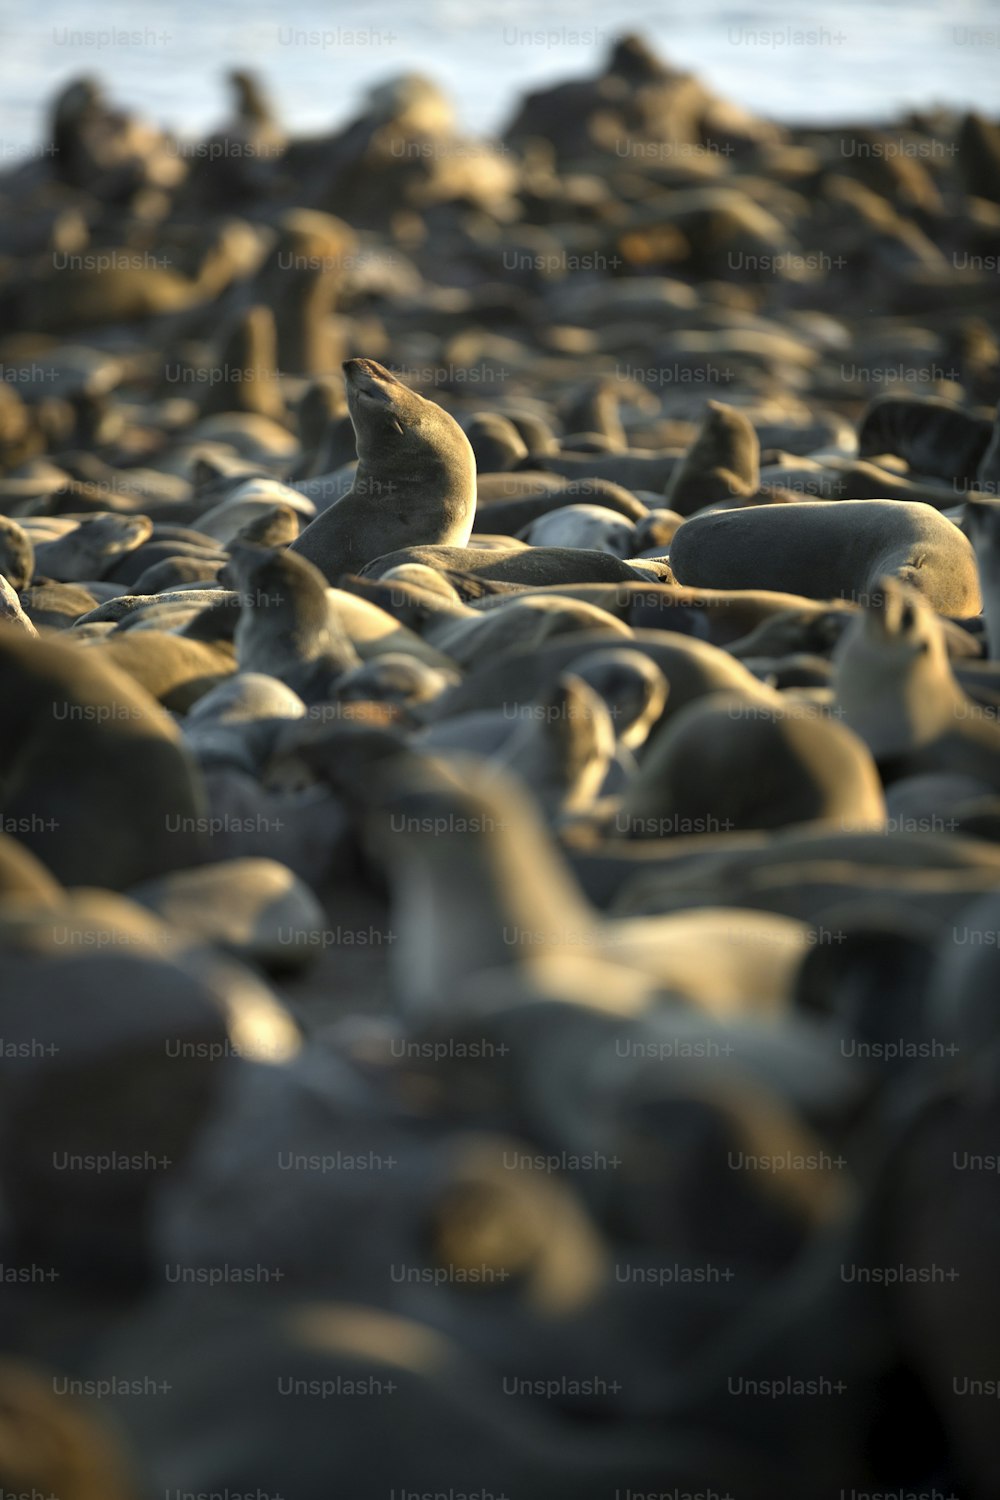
(0, 0), (997, 156)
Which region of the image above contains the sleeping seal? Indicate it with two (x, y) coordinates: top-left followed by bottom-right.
(669, 500), (981, 617)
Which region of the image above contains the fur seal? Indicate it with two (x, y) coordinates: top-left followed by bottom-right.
(335, 653), (459, 708)
(182, 671), (306, 775)
(128, 857), (325, 972)
(520, 504), (637, 556)
(323, 589), (457, 671)
(427, 595), (631, 670)
(103, 538), (229, 590)
(372, 756), (809, 1021)
(669, 500), (982, 617)
(867, 1052), (1000, 1500)
(221, 544), (359, 685)
(361, 544), (669, 587)
(338, 574), (630, 667)
(833, 577), (1000, 785)
(0, 897), (298, 1307)
(28, 513), (153, 583)
(18, 580), (101, 630)
(618, 692), (885, 839)
(194, 478), (317, 545)
(199, 305), (287, 423)
(601, 827), (1000, 930)
(291, 360), (476, 582)
(419, 628), (766, 728)
(0, 628), (205, 887)
(857, 394), (992, 484)
(85, 631), (237, 712)
(978, 400), (1000, 492)
(465, 411), (529, 470)
(485, 673), (617, 821)
(292, 378), (351, 482)
(471, 582), (856, 650)
(663, 401), (760, 517)
(473, 478), (648, 538)
(571, 648), (670, 751)
(4, 220), (260, 334)
(131, 555), (226, 594)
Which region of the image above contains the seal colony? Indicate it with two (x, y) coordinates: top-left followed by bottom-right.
(1, 33), (1000, 1500)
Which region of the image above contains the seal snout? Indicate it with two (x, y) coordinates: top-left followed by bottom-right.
(862, 576), (920, 641)
(343, 358), (402, 401)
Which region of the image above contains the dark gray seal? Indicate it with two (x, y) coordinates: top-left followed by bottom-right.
(670, 500), (981, 617)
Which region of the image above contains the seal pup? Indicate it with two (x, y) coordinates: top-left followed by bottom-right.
(833, 577), (1000, 787)
(486, 674), (617, 822)
(669, 500), (982, 617)
(221, 544), (360, 686)
(663, 401), (760, 517)
(291, 360), (476, 582)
